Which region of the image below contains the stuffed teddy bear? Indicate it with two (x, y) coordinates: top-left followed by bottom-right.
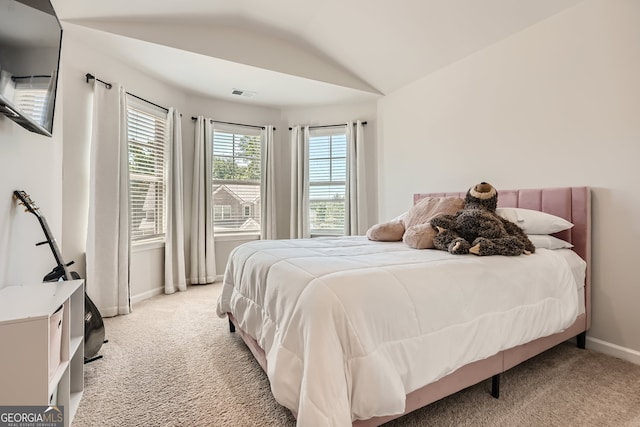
(430, 182), (536, 256)
(366, 196), (464, 249)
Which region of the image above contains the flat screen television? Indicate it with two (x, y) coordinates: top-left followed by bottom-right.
(0, 0), (62, 137)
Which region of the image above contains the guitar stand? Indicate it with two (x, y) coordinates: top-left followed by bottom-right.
(84, 339), (109, 364)
(84, 355), (103, 364)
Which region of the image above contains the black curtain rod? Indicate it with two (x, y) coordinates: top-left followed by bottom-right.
(85, 73), (112, 89)
(190, 117), (275, 131)
(127, 92), (169, 113)
(288, 121), (367, 131)
(85, 73), (169, 113)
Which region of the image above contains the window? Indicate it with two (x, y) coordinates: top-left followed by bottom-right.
(212, 125), (261, 234)
(126, 96), (168, 242)
(308, 129), (347, 236)
(214, 205), (231, 221)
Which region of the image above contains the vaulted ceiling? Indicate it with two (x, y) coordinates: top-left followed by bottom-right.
(51, 0), (584, 107)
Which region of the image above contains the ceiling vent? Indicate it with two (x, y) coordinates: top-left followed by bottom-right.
(231, 88), (256, 98)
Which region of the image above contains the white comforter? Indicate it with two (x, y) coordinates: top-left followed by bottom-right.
(216, 237), (580, 426)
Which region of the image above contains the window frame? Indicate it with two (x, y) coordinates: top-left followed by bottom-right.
(126, 95), (169, 245)
(307, 127), (348, 237)
(211, 123), (263, 237)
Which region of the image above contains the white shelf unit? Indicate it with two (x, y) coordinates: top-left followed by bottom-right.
(0, 280), (84, 427)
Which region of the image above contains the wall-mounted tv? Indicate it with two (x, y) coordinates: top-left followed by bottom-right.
(0, 0), (63, 137)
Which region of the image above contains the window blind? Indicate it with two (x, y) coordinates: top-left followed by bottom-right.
(308, 129), (347, 235)
(127, 97), (168, 242)
(13, 77), (50, 127)
(212, 125), (262, 234)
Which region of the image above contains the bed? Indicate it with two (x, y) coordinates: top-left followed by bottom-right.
(216, 186), (591, 426)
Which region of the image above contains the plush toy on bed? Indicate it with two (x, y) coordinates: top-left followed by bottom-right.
(366, 196), (465, 249)
(430, 182), (536, 256)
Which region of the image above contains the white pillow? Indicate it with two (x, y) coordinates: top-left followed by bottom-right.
(496, 207), (574, 234)
(527, 234), (573, 250)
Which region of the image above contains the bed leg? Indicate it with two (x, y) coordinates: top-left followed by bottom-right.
(491, 374), (500, 399)
(228, 318), (235, 333)
(577, 332), (586, 349)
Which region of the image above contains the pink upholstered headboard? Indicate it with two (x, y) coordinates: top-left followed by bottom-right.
(413, 187), (590, 260)
(414, 187), (592, 327)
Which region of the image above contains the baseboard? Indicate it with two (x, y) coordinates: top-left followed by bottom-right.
(131, 287), (164, 306)
(186, 276), (222, 285)
(586, 336), (640, 366)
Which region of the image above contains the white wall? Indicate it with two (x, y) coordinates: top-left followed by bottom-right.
(61, 23), (189, 302)
(0, 65), (63, 288)
(377, 0), (640, 356)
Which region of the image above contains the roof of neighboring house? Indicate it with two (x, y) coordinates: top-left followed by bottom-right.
(240, 218), (260, 230)
(213, 184), (260, 204)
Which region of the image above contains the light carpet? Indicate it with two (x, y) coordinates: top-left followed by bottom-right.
(73, 284), (640, 427)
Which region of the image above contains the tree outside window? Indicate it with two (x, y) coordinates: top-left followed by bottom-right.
(212, 129), (261, 234)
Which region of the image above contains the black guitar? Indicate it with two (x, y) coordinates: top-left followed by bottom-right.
(13, 190), (106, 363)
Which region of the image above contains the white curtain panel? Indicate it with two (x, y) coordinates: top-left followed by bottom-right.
(289, 125), (310, 239)
(190, 116), (216, 284)
(164, 108), (187, 294)
(260, 125), (277, 240)
(86, 82), (131, 316)
(345, 120), (368, 236)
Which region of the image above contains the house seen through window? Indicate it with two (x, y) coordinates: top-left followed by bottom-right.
(126, 96), (168, 242)
(308, 129), (347, 236)
(212, 125), (261, 234)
